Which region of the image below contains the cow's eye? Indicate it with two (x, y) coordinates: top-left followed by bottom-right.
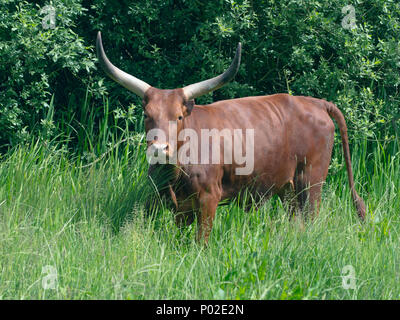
(178, 116), (183, 120)
(144, 114), (148, 119)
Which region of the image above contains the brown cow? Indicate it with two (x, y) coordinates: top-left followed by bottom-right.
(96, 32), (366, 244)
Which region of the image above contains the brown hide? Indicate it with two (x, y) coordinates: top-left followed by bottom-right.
(148, 92), (366, 244)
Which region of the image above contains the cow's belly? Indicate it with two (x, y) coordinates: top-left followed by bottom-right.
(220, 129), (297, 200)
(220, 161), (296, 200)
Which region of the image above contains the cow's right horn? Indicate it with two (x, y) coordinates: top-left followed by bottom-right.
(96, 31), (151, 98)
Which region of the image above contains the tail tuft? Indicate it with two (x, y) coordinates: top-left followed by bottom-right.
(354, 194), (366, 220)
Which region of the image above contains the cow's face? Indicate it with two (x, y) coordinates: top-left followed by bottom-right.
(143, 88), (194, 159)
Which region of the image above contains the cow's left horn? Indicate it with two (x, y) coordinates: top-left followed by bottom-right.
(183, 43), (241, 100)
(96, 31), (151, 98)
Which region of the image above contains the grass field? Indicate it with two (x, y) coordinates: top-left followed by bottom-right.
(0, 134), (399, 299)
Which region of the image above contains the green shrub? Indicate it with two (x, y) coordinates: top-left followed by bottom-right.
(0, 0), (98, 148)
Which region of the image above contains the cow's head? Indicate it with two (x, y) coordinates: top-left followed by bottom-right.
(96, 32), (241, 161)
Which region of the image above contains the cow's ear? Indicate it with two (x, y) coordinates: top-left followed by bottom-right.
(183, 99), (195, 116)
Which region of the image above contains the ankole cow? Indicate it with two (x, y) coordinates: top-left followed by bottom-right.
(96, 32), (366, 244)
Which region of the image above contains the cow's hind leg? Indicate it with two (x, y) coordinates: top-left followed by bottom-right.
(294, 158), (330, 219)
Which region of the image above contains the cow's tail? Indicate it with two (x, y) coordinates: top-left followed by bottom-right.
(325, 102), (366, 220)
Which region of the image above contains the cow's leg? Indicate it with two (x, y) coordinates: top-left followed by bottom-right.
(196, 188), (221, 245)
(295, 160), (330, 219)
(307, 160), (331, 218)
(307, 181), (324, 217)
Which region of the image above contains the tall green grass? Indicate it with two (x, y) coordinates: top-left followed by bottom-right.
(0, 126), (399, 299)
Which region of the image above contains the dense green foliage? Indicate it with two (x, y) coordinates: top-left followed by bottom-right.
(0, 0), (98, 147)
(0, 0), (399, 150)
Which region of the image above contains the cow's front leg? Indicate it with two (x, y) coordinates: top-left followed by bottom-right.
(196, 188), (221, 245)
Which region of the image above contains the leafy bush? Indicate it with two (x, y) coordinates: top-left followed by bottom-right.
(0, 0), (97, 148)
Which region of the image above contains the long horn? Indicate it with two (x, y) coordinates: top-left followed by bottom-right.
(96, 31), (151, 98)
(183, 43), (242, 100)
